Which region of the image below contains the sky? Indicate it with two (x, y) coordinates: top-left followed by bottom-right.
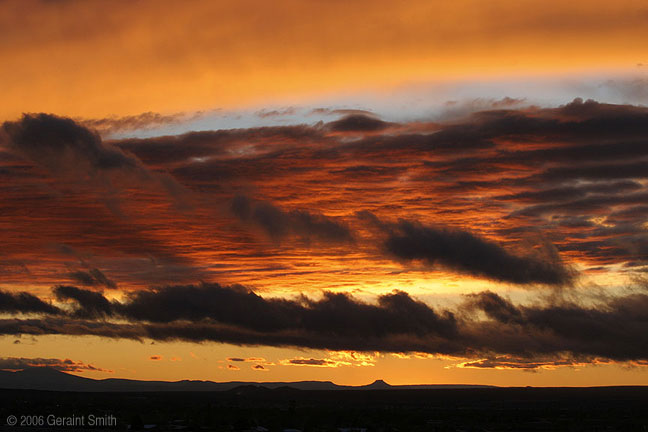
(1, 0), (648, 386)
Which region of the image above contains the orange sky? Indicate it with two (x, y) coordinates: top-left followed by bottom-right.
(1, 0), (648, 387)
(1, 0), (647, 119)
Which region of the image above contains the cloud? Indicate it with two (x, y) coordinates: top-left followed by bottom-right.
(120, 124), (323, 167)
(455, 355), (596, 370)
(68, 268), (117, 289)
(231, 195), (353, 244)
(5, 99), (648, 360)
(0, 289), (61, 315)
(599, 78), (648, 104)
(103, 283), (456, 343)
(2, 282), (647, 366)
(226, 357), (266, 363)
(78, 111), (203, 136)
(2, 113), (141, 176)
(255, 107), (297, 118)
(437, 97), (528, 121)
(326, 114), (392, 133)
(460, 290), (648, 362)
(0, 357), (111, 373)
(309, 108), (376, 117)
(281, 358), (341, 367)
(0, 283), (457, 353)
(116, 283), (299, 330)
(1, 113), (190, 209)
(53, 285), (114, 318)
(280, 352), (376, 368)
(366, 214), (573, 286)
(495, 181), (642, 204)
(463, 291), (522, 324)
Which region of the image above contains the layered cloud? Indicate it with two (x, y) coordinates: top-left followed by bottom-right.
(2, 100), (648, 369)
(2, 282), (648, 369)
(4, 100), (648, 292)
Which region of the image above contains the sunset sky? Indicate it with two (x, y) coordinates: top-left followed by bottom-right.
(1, 0), (648, 386)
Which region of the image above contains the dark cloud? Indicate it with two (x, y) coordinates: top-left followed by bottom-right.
(369, 215), (573, 286)
(458, 355), (589, 370)
(68, 268), (117, 289)
(345, 126), (495, 155)
(117, 283), (299, 331)
(1, 283), (648, 366)
(53, 285), (114, 318)
(2, 113), (140, 175)
(67, 272), (97, 286)
(418, 100), (648, 178)
(231, 195), (353, 244)
(309, 108), (375, 117)
(118, 125), (323, 166)
(0, 289), (60, 315)
(1, 283), (456, 353)
(464, 291), (522, 324)
(538, 161), (648, 183)
(0, 316), (143, 339)
(285, 358), (335, 366)
(0, 357), (111, 372)
(227, 356), (266, 363)
(510, 191), (648, 218)
(328, 164), (406, 179)
(1, 113), (190, 210)
(462, 290), (648, 362)
(609, 205), (648, 222)
(326, 114), (392, 132)
(495, 181), (642, 203)
(114, 283), (457, 341)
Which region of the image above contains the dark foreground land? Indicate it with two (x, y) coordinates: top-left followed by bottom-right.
(1, 386), (647, 432)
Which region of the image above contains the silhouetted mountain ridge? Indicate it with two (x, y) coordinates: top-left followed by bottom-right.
(0, 367), (494, 392)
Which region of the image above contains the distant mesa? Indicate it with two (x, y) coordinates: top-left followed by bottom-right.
(363, 379), (392, 389)
(0, 367), (494, 392)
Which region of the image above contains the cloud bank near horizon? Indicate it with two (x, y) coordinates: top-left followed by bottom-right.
(1, 282), (648, 369)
